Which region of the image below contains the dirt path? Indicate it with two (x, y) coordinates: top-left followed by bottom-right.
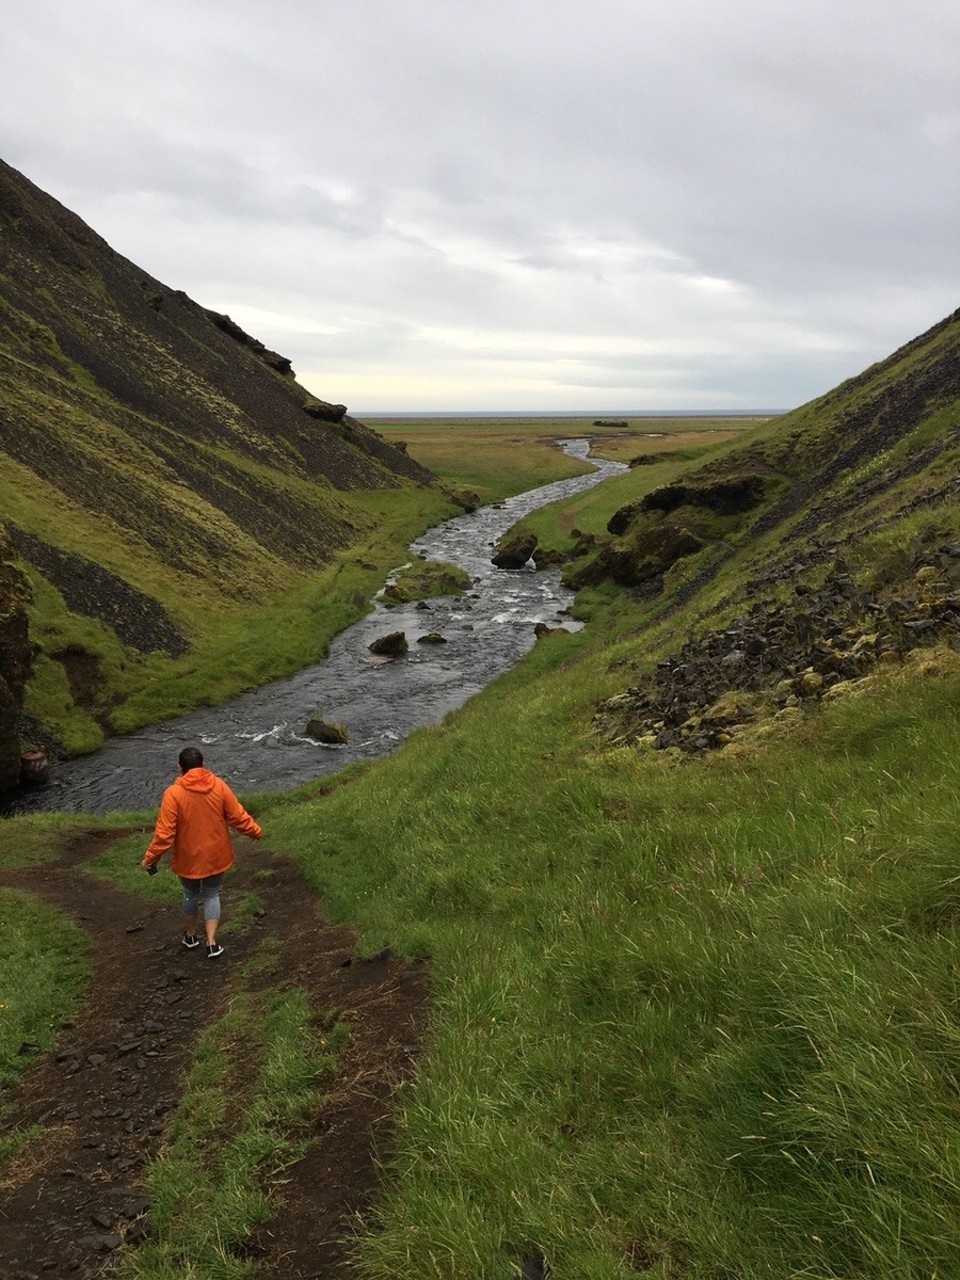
(0, 829), (428, 1280)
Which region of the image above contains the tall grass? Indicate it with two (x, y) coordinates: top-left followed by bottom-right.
(7, 401), (960, 1274)
(267, 634), (960, 1278)
(0, 890), (90, 1167)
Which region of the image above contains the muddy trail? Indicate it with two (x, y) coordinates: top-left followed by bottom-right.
(0, 829), (428, 1280)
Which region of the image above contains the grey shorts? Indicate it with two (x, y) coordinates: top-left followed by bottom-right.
(178, 872), (224, 919)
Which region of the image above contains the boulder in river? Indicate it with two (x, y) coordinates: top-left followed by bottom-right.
(492, 532), (537, 569)
(304, 718), (348, 745)
(417, 632), (448, 644)
(368, 631), (409, 656)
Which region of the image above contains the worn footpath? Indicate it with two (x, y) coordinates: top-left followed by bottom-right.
(0, 829), (427, 1280)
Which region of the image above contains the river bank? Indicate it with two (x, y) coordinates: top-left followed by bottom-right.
(9, 442), (625, 815)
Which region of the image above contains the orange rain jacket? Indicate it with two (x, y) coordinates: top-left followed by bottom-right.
(143, 767), (262, 878)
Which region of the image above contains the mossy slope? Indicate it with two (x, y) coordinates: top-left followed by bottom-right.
(0, 158), (446, 755)
(557, 308), (960, 621)
(264, 312), (960, 1279)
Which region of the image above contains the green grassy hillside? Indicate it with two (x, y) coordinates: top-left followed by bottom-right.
(0, 159), (453, 756)
(260, 308), (960, 1278)
(3, 281), (960, 1274)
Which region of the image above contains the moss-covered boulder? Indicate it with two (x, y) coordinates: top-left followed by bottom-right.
(382, 560), (471, 606)
(369, 631), (409, 657)
(568, 524), (704, 590)
(492, 532), (538, 569)
(304, 717), (348, 745)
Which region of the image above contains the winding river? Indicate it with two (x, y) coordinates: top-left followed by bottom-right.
(11, 441), (625, 815)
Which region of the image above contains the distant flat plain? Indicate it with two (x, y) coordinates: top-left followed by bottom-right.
(366, 414), (765, 497)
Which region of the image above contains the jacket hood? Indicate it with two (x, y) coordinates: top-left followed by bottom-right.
(175, 767), (217, 793)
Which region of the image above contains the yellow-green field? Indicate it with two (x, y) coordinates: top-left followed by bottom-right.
(367, 415), (760, 500)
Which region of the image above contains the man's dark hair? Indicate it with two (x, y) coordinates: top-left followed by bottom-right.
(178, 746), (204, 772)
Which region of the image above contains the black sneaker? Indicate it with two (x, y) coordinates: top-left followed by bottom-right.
(181, 933), (200, 949)
(206, 942), (224, 959)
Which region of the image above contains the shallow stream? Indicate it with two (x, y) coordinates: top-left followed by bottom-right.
(12, 441), (625, 815)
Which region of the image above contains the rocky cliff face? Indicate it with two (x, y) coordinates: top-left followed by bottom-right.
(0, 529), (33, 790)
(0, 158), (433, 578)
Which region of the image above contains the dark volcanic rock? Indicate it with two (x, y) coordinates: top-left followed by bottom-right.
(595, 555), (960, 754)
(205, 310), (294, 375)
(492, 533), (538, 569)
(6, 526), (188, 656)
(569, 530), (599, 558)
(368, 631), (409, 656)
(607, 500), (645, 536)
(304, 718), (348, 745)
(639, 474), (769, 518)
(532, 546), (568, 569)
(569, 524), (703, 591)
(302, 399), (348, 423)
(629, 452), (677, 467)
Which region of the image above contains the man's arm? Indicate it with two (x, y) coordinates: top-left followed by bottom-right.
(141, 789), (179, 867)
(221, 782), (262, 840)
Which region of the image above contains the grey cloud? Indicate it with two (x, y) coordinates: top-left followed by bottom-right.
(2, 0), (957, 410)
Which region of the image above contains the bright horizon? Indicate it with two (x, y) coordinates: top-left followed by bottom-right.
(358, 408), (784, 419)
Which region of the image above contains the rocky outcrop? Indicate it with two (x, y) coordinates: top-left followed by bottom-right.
(302, 399), (349, 423)
(639, 475), (768, 518)
(607, 475), (768, 536)
(532, 546), (568, 570)
(0, 531), (34, 792)
(568, 524), (703, 591)
(382, 560), (471, 606)
(205, 309), (295, 375)
(568, 473), (773, 596)
(569, 530), (599, 558)
(492, 533), (537, 569)
(629, 452), (677, 467)
(445, 487), (481, 513)
(595, 550), (960, 753)
(606, 500), (645, 537)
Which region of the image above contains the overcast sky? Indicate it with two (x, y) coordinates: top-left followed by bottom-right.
(4, 0), (958, 413)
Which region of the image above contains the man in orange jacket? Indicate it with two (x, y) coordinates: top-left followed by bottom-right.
(141, 746), (262, 959)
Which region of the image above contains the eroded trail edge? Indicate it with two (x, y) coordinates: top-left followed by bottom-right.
(0, 829), (428, 1280)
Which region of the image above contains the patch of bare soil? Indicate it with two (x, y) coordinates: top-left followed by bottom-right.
(0, 829), (428, 1280)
